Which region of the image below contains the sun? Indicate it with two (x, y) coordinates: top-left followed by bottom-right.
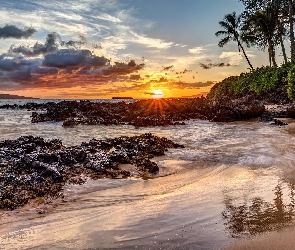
(152, 89), (164, 98)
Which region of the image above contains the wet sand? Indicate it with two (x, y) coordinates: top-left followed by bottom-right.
(0, 155), (291, 250)
(226, 225), (295, 250)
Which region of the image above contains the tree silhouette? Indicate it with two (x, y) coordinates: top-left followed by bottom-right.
(215, 12), (254, 71)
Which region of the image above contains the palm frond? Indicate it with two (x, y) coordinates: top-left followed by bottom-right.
(218, 36), (231, 47)
(215, 30), (229, 37)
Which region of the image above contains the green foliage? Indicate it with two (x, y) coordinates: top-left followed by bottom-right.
(208, 63), (293, 100)
(207, 76), (239, 99)
(287, 65), (295, 101)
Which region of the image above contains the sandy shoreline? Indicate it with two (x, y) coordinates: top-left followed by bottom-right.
(1, 157), (293, 249)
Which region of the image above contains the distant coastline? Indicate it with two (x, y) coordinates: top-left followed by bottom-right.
(0, 94), (39, 99)
(112, 97), (133, 99)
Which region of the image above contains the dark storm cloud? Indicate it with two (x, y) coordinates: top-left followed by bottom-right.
(31, 66), (58, 75)
(0, 54), (22, 71)
(42, 49), (110, 68)
(0, 51), (144, 90)
(199, 62), (231, 70)
(0, 25), (36, 39)
(0, 32), (145, 90)
(102, 60), (144, 76)
(9, 32), (60, 56)
(0, 54), (41, 72)
(9, 32), (87, 57)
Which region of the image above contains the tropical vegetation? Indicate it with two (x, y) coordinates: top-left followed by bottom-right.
(210, 0), (295, 101)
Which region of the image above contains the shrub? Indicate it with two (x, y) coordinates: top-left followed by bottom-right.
(208, 63), (292, 100)
(287, 65), (295, 101)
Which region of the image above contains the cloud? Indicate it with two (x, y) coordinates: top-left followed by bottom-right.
(167, 81), (214, 89)
(130, 31), (174, 49)
(199, 63), (210, 70)
(0, 25), (36, 39)
(101, 60), (144, 76)
(0, 32), (145, 91)
(175, 69), (192, 74)
(162, 65), (174, 71)
(219, 52), (245, 66)
(130, 74), (141, 80)
(199, 62), (231, 69)
(189, 46), (206, 55)
(0, 53), (41, 72)
(9, 32), (60, 56)
(149, 77), (168, 83)
(144, 90), (155, 96)
(42, 49), (110, 68)
(9, 32), (87, 57)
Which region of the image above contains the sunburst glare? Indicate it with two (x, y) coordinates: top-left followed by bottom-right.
(152, 89), (164, 99)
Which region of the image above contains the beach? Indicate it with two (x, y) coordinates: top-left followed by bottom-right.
(1, 100), (295, 249)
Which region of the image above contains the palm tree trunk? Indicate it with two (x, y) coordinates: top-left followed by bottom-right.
(272, 49), (278, 68)
(280, 36), (288, 64)
(269, 40), (278, 68)
(278, 19), (288, 64)
(237, 40), (254, 71)
(268, 47), (272, 67)
(289, 0), (295, 62)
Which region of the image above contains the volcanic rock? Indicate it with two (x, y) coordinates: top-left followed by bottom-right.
(0, 134), (183, 209)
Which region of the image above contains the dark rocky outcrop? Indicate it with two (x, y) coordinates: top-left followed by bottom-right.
(0, 134), (184, 209)
(1, 97), (267, 126)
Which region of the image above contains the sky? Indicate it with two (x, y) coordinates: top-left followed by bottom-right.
(0, 0), (278, 99)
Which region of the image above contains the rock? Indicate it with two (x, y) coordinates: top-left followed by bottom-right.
(0, 134), (184, 209)
(287, 104), (295, 118)
(211, 109), (235, 122)
(259, 112), (274, 122)
(260, 111), (288, 126)
(270, 119), (288, 126)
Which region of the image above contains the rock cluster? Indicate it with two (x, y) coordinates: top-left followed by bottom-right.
(0, 134), (184, 209)
(258, 106), (289, 126)
(1, 97), (267, 126)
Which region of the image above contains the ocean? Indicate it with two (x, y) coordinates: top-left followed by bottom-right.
(1, 99), (295, 249)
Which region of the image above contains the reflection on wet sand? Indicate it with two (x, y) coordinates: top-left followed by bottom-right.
(222, 182), (295, 238)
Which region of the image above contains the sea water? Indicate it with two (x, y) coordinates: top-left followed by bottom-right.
(1, 99), (295, 249)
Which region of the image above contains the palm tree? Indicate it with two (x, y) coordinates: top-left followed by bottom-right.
(277, 16), (288, 64)
(215, 12), (254, 71)
(248, 8), (279, 67)
(240, 0), (295, 64)
(289, 0), (295, 62)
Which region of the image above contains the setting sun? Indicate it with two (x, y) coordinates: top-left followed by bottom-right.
(152, 89), (164, 98)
